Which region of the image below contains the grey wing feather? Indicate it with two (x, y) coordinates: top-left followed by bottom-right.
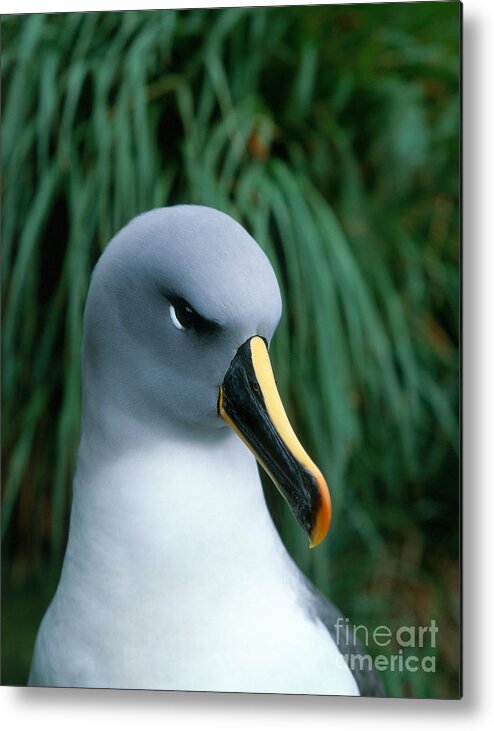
(303, 577), (386, 697)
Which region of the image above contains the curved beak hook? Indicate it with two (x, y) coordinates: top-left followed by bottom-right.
(218, 336), (331, 547)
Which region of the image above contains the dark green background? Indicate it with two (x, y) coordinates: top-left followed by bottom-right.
(1, 2), (460, 697)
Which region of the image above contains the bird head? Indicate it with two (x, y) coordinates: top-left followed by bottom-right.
(83, 205), (331, 546)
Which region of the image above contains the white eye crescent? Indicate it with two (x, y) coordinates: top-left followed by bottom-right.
(169, 304), (185, 331)
(168, 299), (218, 333)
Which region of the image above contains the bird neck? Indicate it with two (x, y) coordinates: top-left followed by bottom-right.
(63, 422), (290, 600)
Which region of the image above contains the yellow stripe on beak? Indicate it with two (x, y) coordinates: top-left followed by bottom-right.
(249, 337), (332, 546)
(219, 336), (332, 547)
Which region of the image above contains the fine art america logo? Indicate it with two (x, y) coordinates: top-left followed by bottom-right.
(333, 618), (438, 674)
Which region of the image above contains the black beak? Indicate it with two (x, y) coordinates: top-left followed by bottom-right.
(218, 336), (331, 547)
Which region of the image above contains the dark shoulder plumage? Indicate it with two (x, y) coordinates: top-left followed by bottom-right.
(301, 576), (386, 697)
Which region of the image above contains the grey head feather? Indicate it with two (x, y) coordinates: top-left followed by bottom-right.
(81, 206), (282, 454)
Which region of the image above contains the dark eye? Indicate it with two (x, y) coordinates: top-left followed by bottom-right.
(169, 298), (219, 334)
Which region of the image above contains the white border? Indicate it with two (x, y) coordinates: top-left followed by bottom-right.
(2, 0), (494, 727)
(0, 0), (483, 13)
(1, 0), (463, 12)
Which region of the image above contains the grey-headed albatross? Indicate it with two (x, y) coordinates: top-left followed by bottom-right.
(29, 205), (383, 696)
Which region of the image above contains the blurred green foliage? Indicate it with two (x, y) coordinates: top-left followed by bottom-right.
(1, 3), (460, 697)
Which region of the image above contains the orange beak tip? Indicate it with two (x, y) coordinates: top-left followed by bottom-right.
(308, 478), (332, 548)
